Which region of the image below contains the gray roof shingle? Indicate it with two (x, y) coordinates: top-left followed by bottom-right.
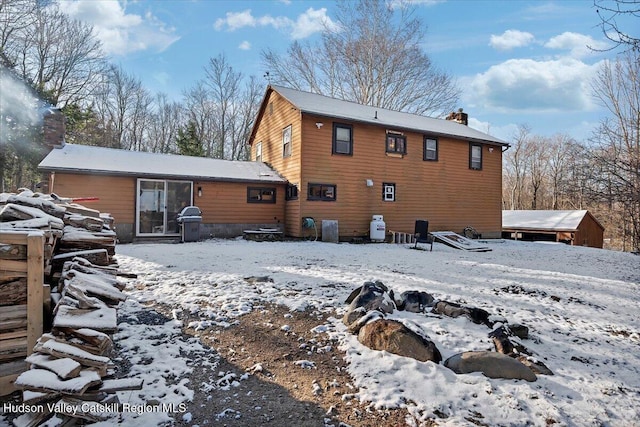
(271, 85), (508, 146)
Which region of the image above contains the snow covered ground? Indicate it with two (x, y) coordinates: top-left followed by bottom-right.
(108, 238), (640, 426)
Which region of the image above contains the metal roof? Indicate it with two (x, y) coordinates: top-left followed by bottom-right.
(38, 143), (287, 184)
(270, 85), (508, 146)
(502, 210), (602, 231)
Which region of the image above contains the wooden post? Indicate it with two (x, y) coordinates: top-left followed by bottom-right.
(26, 232), (44, 355)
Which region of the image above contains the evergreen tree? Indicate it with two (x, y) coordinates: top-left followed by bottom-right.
(175, 121), (205, 157)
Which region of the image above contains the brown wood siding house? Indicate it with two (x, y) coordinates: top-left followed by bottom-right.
(38, 144), (287, 243)
(502, 210), (605, 248)
(249, 86), (509, 240)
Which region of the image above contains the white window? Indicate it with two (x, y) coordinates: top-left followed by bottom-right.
(383, 183), (396, 202)
(283, 125), (292, 158)
(256, 142), (262, 162)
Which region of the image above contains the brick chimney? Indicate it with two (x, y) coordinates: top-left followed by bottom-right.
(43, 108), (65, 148)
(446, 108), (468, 126)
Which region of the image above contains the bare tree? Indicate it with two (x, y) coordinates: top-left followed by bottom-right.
(594, 0), (640, 51)
(527, 136), (551, 209)
(183, 81), (217, 156)
(0, 0), (36, 61)
(204, 54), (242, 159)
(590, 49), (640, 251)
(262, 0), (460, 116)
(183, 54), (259, 160)
(503, 125), (532, 210)
(7, 3), (106, 106)
(147, 93), (183, 154)
(229, 75), (262, 160)
(92, 65), (150, 149)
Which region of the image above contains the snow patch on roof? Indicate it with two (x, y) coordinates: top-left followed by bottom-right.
(502, 210), (589, 231)
(38, 144), (286, 183)
(271, 85), (507, 146)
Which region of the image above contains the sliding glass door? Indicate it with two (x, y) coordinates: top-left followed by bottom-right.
(137, 179), (192, 236)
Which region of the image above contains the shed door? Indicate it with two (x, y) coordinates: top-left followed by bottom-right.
(136, 179), (192, 236)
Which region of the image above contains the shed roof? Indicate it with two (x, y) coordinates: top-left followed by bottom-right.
(250, 85), (508, 146)
(502, 210), (603, 231)
(38, 143), (287, 184)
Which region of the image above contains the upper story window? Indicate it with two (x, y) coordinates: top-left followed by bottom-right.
(386, 133), (406, 155)
(470, 144), (482, 170)
(333, 123), (353, 155)
(283, 125), (292, 158)
(308, 183), (336, 201)
(247, 187), (276, 203)
(423, 137), (438, 161)
(255, 142), (262, 162)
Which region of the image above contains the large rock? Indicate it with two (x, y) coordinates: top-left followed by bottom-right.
(357, 319), (442, 363)
(488, 325), (514, 354)
(343, 281), (395, 327)
(444, 351), (537, 382)
(396, 291), (434, 313)
(432, 301), (492, 327)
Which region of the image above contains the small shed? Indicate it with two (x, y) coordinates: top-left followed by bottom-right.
(502, 210), (605, 248)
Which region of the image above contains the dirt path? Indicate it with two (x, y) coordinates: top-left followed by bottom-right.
(167, 303), (412, 427)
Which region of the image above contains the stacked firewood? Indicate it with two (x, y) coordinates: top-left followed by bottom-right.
(12, 257), (142, 426)
(0, 190), (117, 278)
(1, 190), (141, 425)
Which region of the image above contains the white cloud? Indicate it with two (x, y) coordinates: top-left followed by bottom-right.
(389, 0), (444, 8)
(489, 29), (535, 51)
(544, 32), (609, 58)
(214, 7), (337, 39)
(214, 9), (256, 31)
(468, 118), (519, 142)
(58, 0), (179, 56)
(466, 58), (603, 113)
(291, 8), (338, 39)
(239, 40), (251, 50)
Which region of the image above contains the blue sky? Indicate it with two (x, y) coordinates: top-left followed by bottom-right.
(58, 0), (617, 143)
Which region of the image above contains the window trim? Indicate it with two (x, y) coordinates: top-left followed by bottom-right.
(285, 183), (299, 201)
(423, 137), (438, 161)
(307, 183), (337, 201)
(255, 141), (262, 162)
(385, 133), (407, 155)
(282, 125), (292, 158)
(469, 143), (483, 170)
(382, 182), (396, 202)
(247, 187), (277, 204)
(332, 123), (353, 155)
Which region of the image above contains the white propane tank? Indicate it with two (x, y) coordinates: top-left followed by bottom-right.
(370, 215), (386, 242)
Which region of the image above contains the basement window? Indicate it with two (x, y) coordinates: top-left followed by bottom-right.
(247, 187), (276, 203)
(308, 183), (336, 201)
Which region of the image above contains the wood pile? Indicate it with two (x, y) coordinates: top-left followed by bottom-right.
(1, 189), (142, 424)
(1, 190), (117, 276)
(11, 258), (142, 426)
